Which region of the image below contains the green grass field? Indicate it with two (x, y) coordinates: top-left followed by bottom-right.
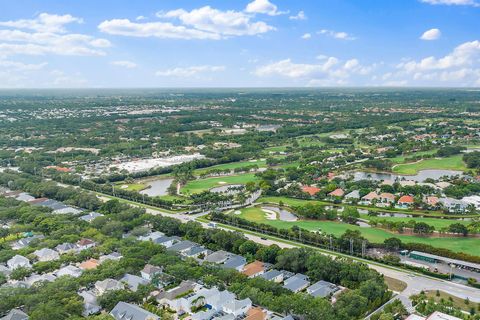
(115, 183), (148, 192)
(389, 149), (438, 164)
(362, 215), (469, 229)
(234, 206), (479, 256)
(392, 154), (466, 174)
(181, 173), (260, 194)
(194, 160), (267, 175)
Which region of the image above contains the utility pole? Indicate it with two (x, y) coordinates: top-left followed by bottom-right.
(329, 235), (333, 251)
(362, 240), (366, 257)
(350, 238), (354, 255)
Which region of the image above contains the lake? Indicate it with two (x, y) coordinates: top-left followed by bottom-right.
(352, 169), (463, 182)
(139, 178), (174, 196)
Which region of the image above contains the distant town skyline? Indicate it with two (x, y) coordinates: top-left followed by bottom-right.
(1, 0), (480, 88)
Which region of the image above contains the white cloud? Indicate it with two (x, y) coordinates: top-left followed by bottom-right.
(398, 40), (480, 72)
(245, 0), (286, 16)
(136, 16), (147, 21)
(420, 0), (479, 6)
(0, 59), (47, 71)
(99, 19), (220, 40)
(101, 6), (275, 40)
(0, 13), (110, 57)
(156, 65), (225, 77)
(289, 11), (307, 20)
(0, 13), (83, 33)
(318, 29), (356, 40)
(110, 60), (137, 68)
(254, 56), (377, 87)
(301, 33), (311, 39)
(162, 6), (275, 36)
(49, 69), (88, 87)
(420, 28), (441, 40)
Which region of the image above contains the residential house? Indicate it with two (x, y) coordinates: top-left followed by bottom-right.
(259, 269), (283, 283)
(344, 190), (360, 201)
(77, 238), (96, 251)
(11, 235), (44, 250)
(79, 258), (99, 270)
(7, 255), (31, 270)
(397, 195), (414, 209)
(242, 261), (266, 278)
(399, 180), (416, 187)
(222, 255), (247, 271)
(55, 242), (77, 254)
(99, 252), (123, 263)
(328, 188), (344, 198)
(379, 193), (395, 204)
(360, 192), (380, 205)
(79, 212), (104, 223)
(282, 274), (310, 293)
(120, 274), (149, 292)
(155, 280), (199, 304)
(183, 245), (209, 259)
(141, 264), (162, 281)
(153, 235), (181, 248)
(1, 309), (29, 320)
(223, 298), (252, 317)
(137, 231), (165, 242)
(167, 240), (197, 254)
(204, 250), (231, 264)
(53, 206), (83, 215)
(56, 265), (83, 278)
(94, 278), (125, 295)
(79, 290), (101, 316)
(33, 248), (60, 262)
(438, 197), (469, 213)
(301, 186), (321, 196)
(26, 273), (57, 286)
(110, 301), (160, 320)
(425, 196), (440, 208)
(306, 280), (340, 298)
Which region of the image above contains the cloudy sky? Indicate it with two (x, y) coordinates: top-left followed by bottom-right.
(1, 0), (480, 88)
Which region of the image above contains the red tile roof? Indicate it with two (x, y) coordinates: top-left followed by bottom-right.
(398, 195), (414, 204)
(328, 188), (344, 197)
(302, 186), (321, 196)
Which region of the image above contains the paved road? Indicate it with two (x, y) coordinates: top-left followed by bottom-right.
(100, 196), (480, 304)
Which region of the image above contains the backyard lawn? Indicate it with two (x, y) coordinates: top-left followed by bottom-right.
(181, 173), (260, 194)
(392, 154), (466, 174)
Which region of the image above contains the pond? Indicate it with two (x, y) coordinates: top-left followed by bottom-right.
(352, 169), (463, 182)
(139, 178), (174, 196)
(261, 206), (298, 222)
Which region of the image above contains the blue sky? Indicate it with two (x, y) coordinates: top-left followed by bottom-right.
(0, 0), (479, 87)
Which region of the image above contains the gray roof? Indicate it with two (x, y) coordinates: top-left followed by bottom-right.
(222, 255), (246, 270)
(79, 212), (103, 222)
(110, 301), (160, 320)
(55, 242), (77, 252)
(1, 309), (29, 320)
(166, 240), (197, 252)
(33, 199), (66, 210)
(409, 251), (480, 270)
(204, 250), (231, 264)
(183, 245), (207, 257)
(307, 280), (339, 298)
(120, 274), (149, 292)
(153, 235), (181, 245)
(345, 190), (360, 199)
(283, 274), (310, 292)
(260, 269), (282, 281)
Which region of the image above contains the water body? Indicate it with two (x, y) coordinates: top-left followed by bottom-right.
(352, 169), (462, 182)
(261, 206), (298, 222)
(139, 178), (174, 196)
